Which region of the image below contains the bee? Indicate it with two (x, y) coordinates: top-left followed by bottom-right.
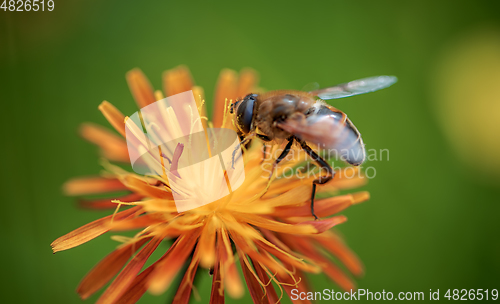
(230, 75), (397, 219)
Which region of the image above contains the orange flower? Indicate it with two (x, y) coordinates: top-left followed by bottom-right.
(52, 66), (369, 303)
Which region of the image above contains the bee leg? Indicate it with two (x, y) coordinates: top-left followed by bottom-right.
(298, 140), (334, 220)
(268, 138), (294, 179)
(231, 145), (243, 169)
(254, 134), (272, 163)
(231, 135), (253, 169)
(261, 144), (268, 164)
(254, 134), (271, 164)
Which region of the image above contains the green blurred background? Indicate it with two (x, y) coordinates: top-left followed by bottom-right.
(1, 0), (500, 303)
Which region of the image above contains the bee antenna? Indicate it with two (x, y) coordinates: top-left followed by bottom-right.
(230, 100), (241, 114)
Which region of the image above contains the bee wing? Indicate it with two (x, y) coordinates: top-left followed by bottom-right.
(301, 82), (320, 92)
(277, 113), (365, 165)
(309, 75), (397, 100)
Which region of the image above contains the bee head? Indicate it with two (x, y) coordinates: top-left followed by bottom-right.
(233, 93), (257, 134)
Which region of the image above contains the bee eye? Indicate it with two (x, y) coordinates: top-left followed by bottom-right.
(236, 94), (257, 133)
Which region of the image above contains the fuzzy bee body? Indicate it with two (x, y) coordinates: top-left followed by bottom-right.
(230, 75), (397, 219)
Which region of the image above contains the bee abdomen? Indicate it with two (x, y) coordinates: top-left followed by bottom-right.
(310, 105), (366, 166)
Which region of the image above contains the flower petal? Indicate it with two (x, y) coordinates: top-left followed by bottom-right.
(253, 259), (280, 304)
(281, 235), (356, 292)
(273, 195), (354, 218)
(126, 68), (156, 109)
(163, 65), (194, 96)
(110, 214), (165, 231)
(115, 266), (155, 304)
(99, 101), (126, 137)
(172, 247), (201, 304)
(255, 240), (319, 274)
(317, 167), (367, 192)
(257, 184), (311, 208)
(198, 216), (217, 268)
(120, 175), (172, 199)
(148, 229), (201, 295)
(77, 238), (150, 299)
(236, 68), (259, 98)
(289, 216), (348, 234)
(210, 258), (225, 304)
(51, 206), (141, 253)
(63, 176), (126, 196)
(313, 253), (356, 292)
(115, 241), (179, 304)
(232, 212), (346, 235)
(138, 198), (178, 213)
(240, 254), (266, 304)
(230, 230), (287, 276)
(78, 193), (143, 210)
(80, 123), (130, 162)
(351, 191), (370, 204)
(275, 265), (311, 304)
(97, 236), (163, 304)
(311, 231), (364, 276)
(213, 69), (237, 128)
(219, 228), (244, 298)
